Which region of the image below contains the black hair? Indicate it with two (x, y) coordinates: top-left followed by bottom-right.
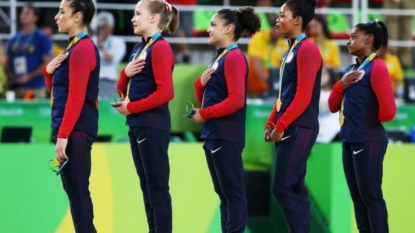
(313, 14), (330, 39)
(217, 6), (261, 41)
(354, 19), (388, 50)
(24, 3), (40, 17)
(22, 3), (43, 26)
(68, 0), (96, 26)
(285, 0), (317, 30)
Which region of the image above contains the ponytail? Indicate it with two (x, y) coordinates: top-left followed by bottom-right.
(354, 19), (389, 50)
(377, 20), (388, 49)
(166, 5), (179, 34)
(141, 0), (179, 34)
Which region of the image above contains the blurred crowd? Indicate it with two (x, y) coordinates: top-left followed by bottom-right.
(0, 0), (413, 101)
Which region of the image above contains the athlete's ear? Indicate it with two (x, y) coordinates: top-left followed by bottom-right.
(294, 16), (302, 26)
(224, 23), (234, 35)
(365, 34), (374, 45)
(149, 14), (158, 25)
(74, 12), (82, 25)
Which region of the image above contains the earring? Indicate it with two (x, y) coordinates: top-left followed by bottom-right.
(294, 22), (298, 25)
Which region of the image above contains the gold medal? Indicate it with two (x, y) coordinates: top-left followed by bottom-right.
(276, 98), (282, 112)
(339, 111), (345, 126)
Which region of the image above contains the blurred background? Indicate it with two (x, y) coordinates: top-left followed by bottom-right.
(0, 0), (415, 232)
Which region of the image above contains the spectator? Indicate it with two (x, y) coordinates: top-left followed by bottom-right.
(316, 0), (332, 9)
(167, 0), (195, 63)
(5, 4), (53, 99)
(308, 14), (341, 69)
(247, 16), (288, 98)
(41, 25), (65, 57)
(383, 0), (414, 69)
(0, 38), (6, 97)
(256, 0), (277, 25)
(91, 11), (126, 99)
(377, 46), (404, 97)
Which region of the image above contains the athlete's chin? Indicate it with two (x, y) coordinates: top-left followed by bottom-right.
(275, 28), (286, 37)
(57, 27), (67, 33)
(133, 27), (143, 36)
(207, 38), (216, 46)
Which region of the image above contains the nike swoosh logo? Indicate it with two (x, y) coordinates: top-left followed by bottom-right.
(137, 138), (147, 144)
(353, 149), (364, 155)
(211, 147), (222, 154)
(281, 135), (291, 141)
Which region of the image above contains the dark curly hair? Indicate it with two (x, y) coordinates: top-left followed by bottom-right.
(285, 0), (317, 30)
(354, 19), (388, 50)
(217, 6), (262, 41)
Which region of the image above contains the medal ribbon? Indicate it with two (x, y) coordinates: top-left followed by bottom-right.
(50, 30), (89, 106)
(275, 33), (306, 112)
(125, 32), (161, 100)
(340, 52), (377, 124)
(201, 43), (238, 108)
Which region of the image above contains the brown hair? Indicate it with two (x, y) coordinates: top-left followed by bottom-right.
(141, 0), (179, 34)
(217, 6), (261, 41)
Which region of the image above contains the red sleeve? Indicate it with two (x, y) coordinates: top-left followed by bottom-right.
(265, 104), (277, 130)
(42, 65), (52, 93)
(371, 59), (396, 122)
(275, 42), (322, 133)
(194, 78), (204, 104)
(328, 80), (344, 113)
(199, 50), (246, 120)
(58, 40), (96, 138)
(126, 41), (174, 113)
(116, 68), (129, 98)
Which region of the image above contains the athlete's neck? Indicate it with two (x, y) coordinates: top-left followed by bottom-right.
(218, 39), (236, 49)
(356, 50), (374, 64)
(68, 26), (88, 37)
(287, 29), (303, 40)
(142, 28), (161, 41)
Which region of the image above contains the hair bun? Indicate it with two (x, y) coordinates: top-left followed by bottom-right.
(307, 0), (317, 7)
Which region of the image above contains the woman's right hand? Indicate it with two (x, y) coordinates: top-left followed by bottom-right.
(125, 59), (146, 77)
(341, 70), (364, 89)
(46, 53), (66, 74)
(200, 67), (215, 86)
(264, 129), (273, 142)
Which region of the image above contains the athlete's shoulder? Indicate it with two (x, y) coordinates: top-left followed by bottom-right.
(229, 48), (245, 56)
(71, 39), (97, 60)
(373, 58), (388, 69)
(153, 38), (172, 50)
(297, 40), (320, 59)
(226, 48), (246, 61)
(300, 39), (319, 52)
(75, 38), (96, 51)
